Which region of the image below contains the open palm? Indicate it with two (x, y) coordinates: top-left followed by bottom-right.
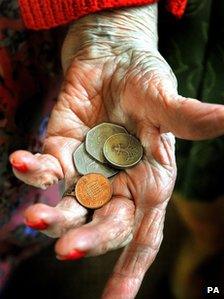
(10, 34), (224, 299)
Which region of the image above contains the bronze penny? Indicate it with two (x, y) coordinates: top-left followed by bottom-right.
(75, 173), (112, 209)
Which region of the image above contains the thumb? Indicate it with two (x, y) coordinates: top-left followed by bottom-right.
(164, 95), (224, 140)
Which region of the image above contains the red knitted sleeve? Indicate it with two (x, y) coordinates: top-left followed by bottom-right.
(19, 0), (188, 30)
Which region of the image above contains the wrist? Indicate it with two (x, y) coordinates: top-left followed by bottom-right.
(63, 4), (158, 60)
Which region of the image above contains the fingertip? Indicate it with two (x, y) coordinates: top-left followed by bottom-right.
(10, 160), (29, 173)
(54, 229), (88, 257)
(9, 150), (34, 173)
(23, 203), (57, 230)
(24, 219), (48, 230)
(56, 249), (86, 261)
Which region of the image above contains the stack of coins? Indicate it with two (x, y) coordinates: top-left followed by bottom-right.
(68, 123), (143, 209)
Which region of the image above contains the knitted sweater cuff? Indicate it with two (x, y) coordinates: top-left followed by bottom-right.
(19, 0), (187, 30)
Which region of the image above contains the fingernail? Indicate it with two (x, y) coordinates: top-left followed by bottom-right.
(11, 159), (28, 173)
(25, 219), (48, 230)
(57, 249), (86, 261)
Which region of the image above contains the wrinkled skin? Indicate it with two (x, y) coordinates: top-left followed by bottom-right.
(10, 5), (224, 299)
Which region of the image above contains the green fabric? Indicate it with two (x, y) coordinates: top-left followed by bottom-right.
(159, 0), (224, 201)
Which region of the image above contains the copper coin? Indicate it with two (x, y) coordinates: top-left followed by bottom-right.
(75, 173), (112, 209)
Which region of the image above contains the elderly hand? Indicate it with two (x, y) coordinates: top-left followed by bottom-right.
(9, 4), (224, 298)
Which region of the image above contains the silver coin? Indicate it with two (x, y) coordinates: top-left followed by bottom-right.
(73, 143), (118, 178)
(85, 123), (127, 163)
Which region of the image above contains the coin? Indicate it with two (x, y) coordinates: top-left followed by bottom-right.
(73, 143), (118, 178)
(85, 123), (127, 163)
(75, 173), (112, 209)
(103, 133), (143, 168)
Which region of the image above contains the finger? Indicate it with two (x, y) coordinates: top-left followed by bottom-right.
(102, 207), (165, 299)
(43, 136), (81, 186)
(24, 196), (87, 238)
(55, 197), (135, 260)
(9, 150), (64, 189)
(166, 96), (224, 140)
